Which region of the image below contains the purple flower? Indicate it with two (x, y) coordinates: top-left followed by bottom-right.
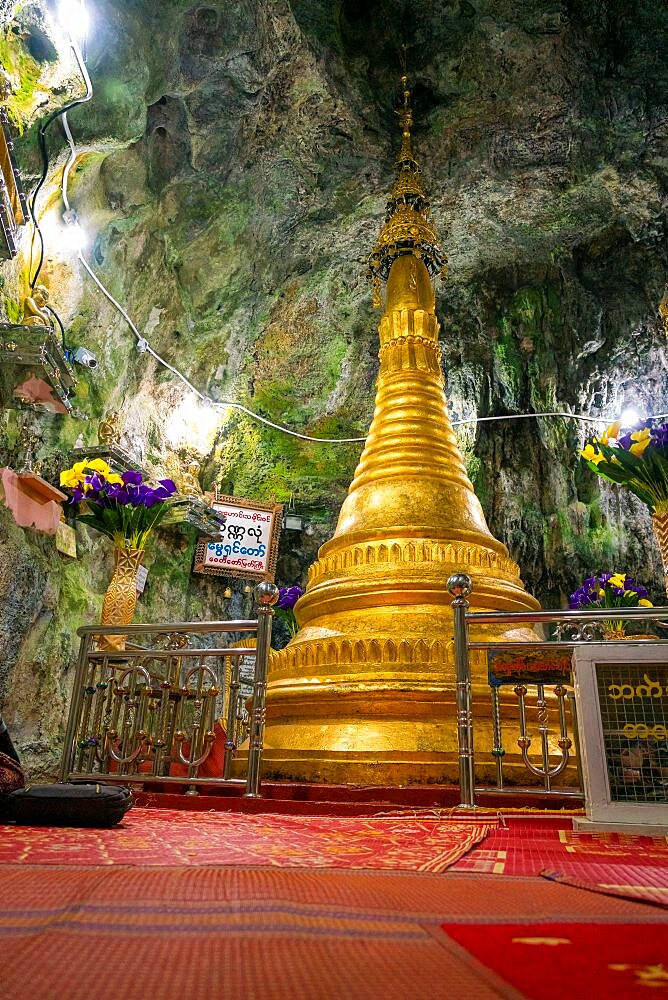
(650, 424), (668, 448)
(70, 487), (85, 503)
(139, 489), (162, 508)
(122, 469), (143, 486)
(106, 483), (130, 505)
(158, 479), (177, 494)
(276, 585), (304, 610)
(87, 472), (105, 492)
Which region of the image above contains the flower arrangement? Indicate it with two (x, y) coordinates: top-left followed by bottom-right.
(273, 585), (304, 637)
(59, 458), (177, 549)
(581, 420), (668, 513)
(568, 572), (653, 638)
(581, 421), (668, 598)
(59, 458), (178, 650)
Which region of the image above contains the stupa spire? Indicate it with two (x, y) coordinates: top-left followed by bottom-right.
(367, 74), (447, 307)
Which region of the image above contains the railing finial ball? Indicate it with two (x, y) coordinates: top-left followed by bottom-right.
(448, 573), (473, 598)
(254, 580), (280, 606)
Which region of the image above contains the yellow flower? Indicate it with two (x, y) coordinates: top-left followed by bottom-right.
(638, 598), (653, 607)
(629, 427), (651, 456)
(581, 444), (605, 465)
(608, 573), (625, 588)
(600, 421), (621, 445)
(106, 473), (124, 485)
(59, 459), (89, 487)
(85, 458), (112, 475)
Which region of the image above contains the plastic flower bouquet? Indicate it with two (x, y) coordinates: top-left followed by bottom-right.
(581, 421), (668, 597)
(273, 585), (304, 637)
(59, 458), (177, 649)
(568, 572), (653, 639)
(60, 458), (177, 549)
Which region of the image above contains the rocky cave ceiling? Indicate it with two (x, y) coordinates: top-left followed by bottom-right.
(0, 0), (667, 769)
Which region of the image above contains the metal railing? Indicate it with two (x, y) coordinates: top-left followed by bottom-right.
(59, 582), (279, 797)
(448, 573), (668, 809)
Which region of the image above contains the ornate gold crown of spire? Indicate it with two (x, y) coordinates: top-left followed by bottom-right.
(367, 74), (447, 308)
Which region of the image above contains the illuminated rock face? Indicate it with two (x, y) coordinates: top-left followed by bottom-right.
(262, 250), (541, 784)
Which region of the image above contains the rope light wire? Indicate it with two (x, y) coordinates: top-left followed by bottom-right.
(51, 30), (668, 445)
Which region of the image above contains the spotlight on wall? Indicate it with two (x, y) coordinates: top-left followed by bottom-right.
(61, 210), (88, 253)
(282, 513), (303, 531)
(619, 407), (642, 428)
(57, 0), (89, 41)
(164, 392), (221, 453)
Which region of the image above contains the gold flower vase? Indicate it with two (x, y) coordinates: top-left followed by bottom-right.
(99, 546), (143, 651)
(652, 511), (668, 601)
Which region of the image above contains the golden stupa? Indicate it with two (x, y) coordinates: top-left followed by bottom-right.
(261, 77), (541, 784)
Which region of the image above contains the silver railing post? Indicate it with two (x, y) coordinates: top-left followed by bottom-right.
(244, 580), (279, 798)
(448, 573), (476, 809)
(59, 631), (92, 781)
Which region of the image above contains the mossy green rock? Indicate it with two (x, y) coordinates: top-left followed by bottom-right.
(0, 0), (666, 775)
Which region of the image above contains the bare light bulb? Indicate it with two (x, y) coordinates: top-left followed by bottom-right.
(58, 0), (89, 41)
(62, 221), (87, 253)
(619, 407), (642, 428)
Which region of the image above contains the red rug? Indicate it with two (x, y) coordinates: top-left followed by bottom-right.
(452, 818), (668, 909)
(0, 807), (493, 871)
(439, 921), (668, 999)
(2, 866), (662, 1000)
(542, 868), (668, 909)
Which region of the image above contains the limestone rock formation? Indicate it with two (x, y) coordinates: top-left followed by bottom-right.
(0, 0), (665, 774)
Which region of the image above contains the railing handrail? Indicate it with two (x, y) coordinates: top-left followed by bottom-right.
(469, 639), (668, 648)
(447, 572), (668, 809)
(76, 619), (259, 637)
(464, 606), (668, 624)
(85, 646), (258, 658)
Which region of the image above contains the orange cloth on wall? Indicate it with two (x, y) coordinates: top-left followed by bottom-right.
(0, 468), (62, 534)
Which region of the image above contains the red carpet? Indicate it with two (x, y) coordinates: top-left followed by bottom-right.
(439, 921), (668, 999)
(0, 807), (493, 871)
(542, 868), (668, 909)
(2, 866), (663, 1000)
(452, 817), (668, 908)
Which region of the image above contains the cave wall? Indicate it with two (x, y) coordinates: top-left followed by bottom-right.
(0, 0), (666, 775)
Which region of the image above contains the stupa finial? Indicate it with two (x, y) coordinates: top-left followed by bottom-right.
(367, 68), (448, 308)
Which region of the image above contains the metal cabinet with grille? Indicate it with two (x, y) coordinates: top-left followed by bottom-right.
(572, 643), (668, 830)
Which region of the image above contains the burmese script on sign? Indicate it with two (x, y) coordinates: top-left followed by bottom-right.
(205, 503), (275, 574)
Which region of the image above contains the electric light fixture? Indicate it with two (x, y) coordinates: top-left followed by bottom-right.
(62, 210), (88, 252)
(619, 407), (642, 428)
(164, 392), (221, 453)
(57, 0), (89, 42)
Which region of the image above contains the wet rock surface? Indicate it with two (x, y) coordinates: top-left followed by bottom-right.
(0, 0), (666, 772)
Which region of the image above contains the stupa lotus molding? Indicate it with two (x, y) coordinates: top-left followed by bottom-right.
(269, 635), (455, 677)
(306, 539), (522, 590)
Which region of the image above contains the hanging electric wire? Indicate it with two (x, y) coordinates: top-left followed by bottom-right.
(27, 35), (92, 289)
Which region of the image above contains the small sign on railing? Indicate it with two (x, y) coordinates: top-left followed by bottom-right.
(488, 649), (573, 687)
